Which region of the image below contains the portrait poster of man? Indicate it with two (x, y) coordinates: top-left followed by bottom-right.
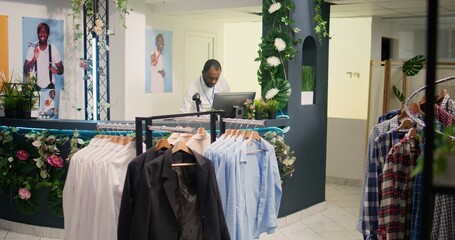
(0, 15), (8, 77)
(22, 17), (64, 90)
(145, 29), (173, 93)
(38, 89), (60, 119)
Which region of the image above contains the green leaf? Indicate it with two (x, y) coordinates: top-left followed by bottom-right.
(14, 189), (41, 216)
(264, 77), (292, 110)
(47, 189), (63, 217)
(402, 55), (426, 76)
(392, 85), (406, 103)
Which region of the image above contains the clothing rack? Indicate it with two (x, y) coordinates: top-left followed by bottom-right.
(148, 125), (194, 133)
(96, 122), (136, 132)
(404, 75), (455, 127)
(135, 110), (226, 155)
(401, 72), (455, 238)
(222, 118), (267, 127)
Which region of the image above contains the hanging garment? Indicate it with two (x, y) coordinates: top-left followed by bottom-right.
(363, 129), (400, 239)
(410, 173), (423, 240)
(129, 149), (230, 240)
(378, 137), (419, 240)
(439, 93), (455, 115)
(186, 129), (211, 155)
(204, 133), (282, 240)
(118, 147), (166, 240)
(63, 137), (136, 240)
(358, 116), (399, 238)
(430, 194), (455, 240)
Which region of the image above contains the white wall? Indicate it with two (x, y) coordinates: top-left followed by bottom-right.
(326, 17), (375, 182)
(223, 22), (262, 96)
(327, 18), (372, 120)
(0, 0), (85, 119)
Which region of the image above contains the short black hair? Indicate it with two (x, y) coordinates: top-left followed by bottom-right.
(37, 22), (50, 34)
(155, 33), (164, 42)
(203, 59), (222, 72)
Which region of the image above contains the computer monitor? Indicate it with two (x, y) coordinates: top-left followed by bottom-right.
(212, 92), (256, 118)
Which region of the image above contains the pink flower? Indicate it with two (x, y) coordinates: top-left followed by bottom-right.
(18, 188), (31, 200)
(79, 59), (87, 69)
(47, 154), (64, 168)
(16, 150), (29, 161)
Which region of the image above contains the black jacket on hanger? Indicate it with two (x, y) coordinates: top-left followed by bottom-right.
(129, 149), (230, 240)
(118, 147), (164, 240)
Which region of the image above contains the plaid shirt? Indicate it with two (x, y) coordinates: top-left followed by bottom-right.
(431, 194), (455, 240)
(378, 137), (419, 240)
(439, 94), (455, 116)
(358, 116), (399, 239)
(378, 109), (401, 124)
(410, 173), (423, 240)
(363, 130), (399, 239)
(435, 104), (455, 127)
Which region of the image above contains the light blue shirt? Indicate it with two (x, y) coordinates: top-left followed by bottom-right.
(204, 134), (282, 240)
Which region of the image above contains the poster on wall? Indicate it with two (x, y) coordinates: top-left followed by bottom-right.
(145, 29), (173, 93)
(38, 89), (60, 119)
(0, 15), (8, 79)
(22, 17), (64, 89)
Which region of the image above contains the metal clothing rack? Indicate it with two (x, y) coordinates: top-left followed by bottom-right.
(134, 110), (225, 156)
(96, 122), (136, 132)
(403, 75), (455, 127)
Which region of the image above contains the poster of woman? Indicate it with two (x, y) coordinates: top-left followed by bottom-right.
(22, 17), (64, 90)
(145, 29), (173, 93)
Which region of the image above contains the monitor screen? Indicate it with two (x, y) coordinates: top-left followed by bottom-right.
(212, 92), (256, 118)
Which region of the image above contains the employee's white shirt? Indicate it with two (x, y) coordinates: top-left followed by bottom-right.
(179, 76), (230, 113)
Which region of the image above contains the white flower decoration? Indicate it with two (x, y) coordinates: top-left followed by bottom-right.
(265, 88), (280, 100)
(266, 56), (281, 67)
(8, 157), (13, 163)
(268, 2), (282, 14)
(274, 38), (286, 52)
(293, 27), (301, 33)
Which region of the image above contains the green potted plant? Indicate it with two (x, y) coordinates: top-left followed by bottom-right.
(301, 65), (315, 105)
(0, 71), (38, 118)
(265, 99), (279, 119)
(254, 98), (267, 120)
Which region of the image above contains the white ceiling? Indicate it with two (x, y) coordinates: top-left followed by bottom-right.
(144, 0), (455, 25)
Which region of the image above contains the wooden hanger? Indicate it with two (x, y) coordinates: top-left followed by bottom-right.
(223, 129), (234, 139)
(397, 109), (407, 121)
(155, 138), (171, 150)
(235, 129), (244, 138)
(246, 131), (260, 145)
(121, 136), (136, 145)
(197, 127), (206, 135)
(409, 102), (425, 115)
(406, 128), (421, 143)
(172, 141), (193, 155)
(171, 141), (196, 167)
(397, 118), (413, 130)
(242, 130), (252, 140)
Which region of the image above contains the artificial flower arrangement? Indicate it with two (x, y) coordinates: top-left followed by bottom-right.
(255, 0), (300, 112)
(0, 127), (88, 216)
(263, 130), (296, 182)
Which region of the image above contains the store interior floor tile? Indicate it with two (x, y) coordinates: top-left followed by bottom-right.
(0, 183), (362, 240)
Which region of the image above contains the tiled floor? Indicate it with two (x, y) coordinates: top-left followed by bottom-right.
(0, 183), (362, 240)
